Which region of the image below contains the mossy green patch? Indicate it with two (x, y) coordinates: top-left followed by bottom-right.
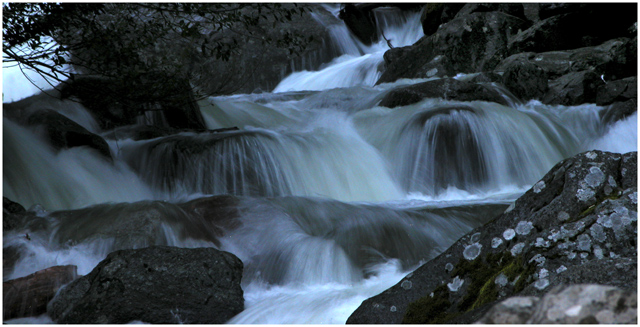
(402, 251), (538, 324)
(403, 284), (458, 324)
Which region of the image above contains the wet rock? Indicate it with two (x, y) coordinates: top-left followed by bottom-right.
(420, 3), (465, 36)
(596, 76), (637, 106)
(3, 197), (27, 231)
(477, 284), (637, 324)
(603, 36), (637, 81)
(454, 3), (527, 22)
(48, 195), (241, 250)
(347, 150), (637, 324)
(508, 4), (636, 54)
(60, 74), (207, 131)
(501, 59), (548, 101)
(606, 98), (640, 130)
(338, 4), (378, 45)
(377, 12), (527, 83)
(542, 70), (604, 106)
(379, 78), (509, 108)
(25, 109), (112, 160)
(3, 265), (78, 320)
(47, 246), (244, 324)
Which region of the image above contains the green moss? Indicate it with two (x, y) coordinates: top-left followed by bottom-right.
(403, 252), (538, 324)
(403, 284), (458, 324)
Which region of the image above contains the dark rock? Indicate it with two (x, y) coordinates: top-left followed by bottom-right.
(47, 246), (244, 324)
(420, 3), (465, 36)
(347, 150), (637, 324)
(455, 3), (527, 22)
(508, 4), (636, 54)
(102, 124), (180, 141)
(599, 99), (638, 126)
(603, 37), (637, 81)
(596, 77), (637, 106)
(49, 195), (241, 250)
(59, 74), (206, 131)
(542, 71), (604, 106)
(25, 109), (112, 160)
(377, 12), (527, 84)
(3, 265), (78, 320)
(498, 39), (631, 80)
(379, 78), (510, 108)
(3, 197), (25, 215)
(338, 4), (378, 45)
(477, 284), (637, 324)
(501, 59), (549, 101)
(382, 46), (410, 67)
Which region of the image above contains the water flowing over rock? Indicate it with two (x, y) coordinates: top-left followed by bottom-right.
(378, 78), (509, 108)
(346, 150), (637, 324)
(3, 265), (78, 320)
(47, 246), (244, 324)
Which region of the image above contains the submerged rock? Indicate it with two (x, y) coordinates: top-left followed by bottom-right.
(379, 78), (509, 108)
(3, 265), (78, 320)
(346, 150), (637, 324)
(47, 246), (244, 324)
(477, 284), (637, 324)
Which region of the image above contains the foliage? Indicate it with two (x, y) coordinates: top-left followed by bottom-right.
(3, 3), (314, 99)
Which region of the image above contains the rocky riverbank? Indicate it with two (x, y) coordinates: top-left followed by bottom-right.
(347, 150), (637, 324)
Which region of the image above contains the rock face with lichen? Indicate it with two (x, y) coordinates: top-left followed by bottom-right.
(346, 150), (637, 324)
(477, 283), (637, 324)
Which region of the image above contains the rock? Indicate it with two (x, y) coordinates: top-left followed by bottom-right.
(378, 78), (510, 108)
(338, 4), (378, 45)
(3, 197), (27, 231)
(599, 99), (638, 126)
(474, 295), (540, 324)
(603, 37), (637, 81)
(346, 150), (637, 324)
(477, 284), (637, 324)
(596, 76), (637, 106)
(3, 265), (78, 320)
(377, 12), (527, 84)
(454, 3), (527, 22)
(49, 195), (241, 250)
(508, 4), (636, 54)
(25, 109), (112, 160)
(420, 3), (465, 36)
(501, 59), (548, 101)
(3, 197), (26, 215)
(542, 71), (604, 106)
(47, 246), (244, 324)
(59, 74), (206, 131)
(498, 38), (631, 80)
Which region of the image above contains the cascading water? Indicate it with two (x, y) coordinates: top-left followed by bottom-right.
(3, 5), (637, 325)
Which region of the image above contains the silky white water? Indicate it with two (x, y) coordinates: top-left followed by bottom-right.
(3, 5), (638, 325)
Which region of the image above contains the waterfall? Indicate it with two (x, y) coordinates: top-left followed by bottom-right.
(2, 4), (637, 325)
(274, 7), (424, 92)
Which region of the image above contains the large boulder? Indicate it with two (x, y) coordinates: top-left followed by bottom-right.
(377, 11), (527, 84)
(59, 75), (207, 131)
(500, 59), (548, 101)
(378, 78), (510, 108)
(3, 265), (78, 320)
(47, 246), (244, 324)
(498, 38), (631, 80)
(477, 284), (637, 324)
(347, 150), (637, 324)
(542, 70), (605, 106)
(596, 76), (637, 106)
(508, 4), (636, 54)
(25, 109), (112, 160)
(338, 4), (378, 45)
(420, 3), (465, 36)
